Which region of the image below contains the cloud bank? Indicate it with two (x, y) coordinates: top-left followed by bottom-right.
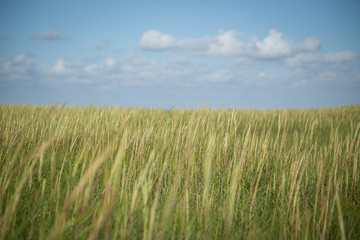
(1, 29), (357, 90)
(140, 29), (321, 58)
(1, 51), (358, 89)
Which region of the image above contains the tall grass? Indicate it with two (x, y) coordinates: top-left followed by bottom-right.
(0, 104), (359, 239)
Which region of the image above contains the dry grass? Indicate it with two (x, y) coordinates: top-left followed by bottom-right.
(0, 104), (359, 239)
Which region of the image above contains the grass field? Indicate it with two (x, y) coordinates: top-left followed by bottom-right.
(0, 104), (359, 239)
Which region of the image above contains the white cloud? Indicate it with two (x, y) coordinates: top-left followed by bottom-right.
(0, 55), (38, 80)
(54, 59), (66, 73)
(203, 30), (245, 56)
(139, 29), (322, 59)
(30, 31), (69, 41)
(297, 37), (321, 52)
(322, 51), (357, 63)
(254, 29), (292, 58)
(195, 69), (234, 83)
(168, 56), (190, 65)
(104, 57), (116, 67)
(286, 51), (357, 67)
(139, 30), (177, 50)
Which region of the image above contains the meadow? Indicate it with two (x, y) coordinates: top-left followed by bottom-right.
(0, 104), (359, 239)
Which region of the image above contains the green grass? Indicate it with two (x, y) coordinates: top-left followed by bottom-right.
(0, 104), (359, 239)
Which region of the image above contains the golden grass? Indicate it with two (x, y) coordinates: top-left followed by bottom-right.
(0, 104), (359, 239)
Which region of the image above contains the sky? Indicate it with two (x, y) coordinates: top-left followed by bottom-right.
(1, 0), (360, 109)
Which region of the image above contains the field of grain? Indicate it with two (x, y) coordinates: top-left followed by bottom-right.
(0, 105), (359, 239)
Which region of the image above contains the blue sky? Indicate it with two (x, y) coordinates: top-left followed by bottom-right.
(1, 0), (360, 109)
